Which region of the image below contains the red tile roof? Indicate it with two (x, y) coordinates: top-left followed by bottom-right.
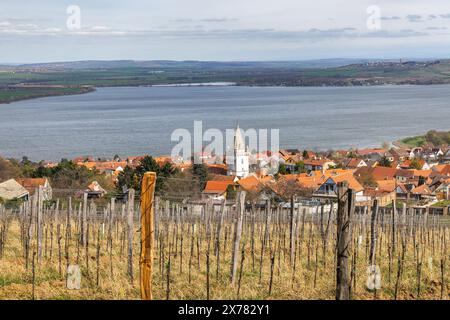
(375, 179), (396, 192)
(209, 174), (235, 181)
(326, 173), (364, 193)
(411, 184), (432, 195)
(15, 178), (48, 195)
(203, 180), (234, 194)
(356, 148), (387, 156)
(439, 165), (450, 176)
(304, 159), (334, 166)
(78, 161), (126, 172)
(355, 166), (397, 181)
(237, 175), (274, 192)
(412, 170), (432, 178)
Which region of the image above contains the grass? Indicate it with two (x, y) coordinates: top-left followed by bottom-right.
(0, 86), (94, 104)
(401, 136), (426, 148)
(3, 59), (450, 89)
(433, 200), (450, 208)
(401, 130), (450, 148)
(0, 205), (449, 300)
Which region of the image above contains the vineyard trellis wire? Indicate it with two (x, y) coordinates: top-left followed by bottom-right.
(0, 183), (448, 300)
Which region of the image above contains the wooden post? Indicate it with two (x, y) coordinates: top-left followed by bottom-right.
(36, 187), (43, 263)
(369, 199), (378, 264)
(82, 192), (88, 247)
(140, 172), (156, 300)
(391, 200), (396, 255)
(230, 190), (246, 284)
(127, 189), (135, 284)
(289, 195), (295, 267)
(336, 182), (354, 300)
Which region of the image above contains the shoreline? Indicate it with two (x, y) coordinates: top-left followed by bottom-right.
(0, 86), (96, 105)
(2, 81), (450, 105)
(0, 132), (444, 163)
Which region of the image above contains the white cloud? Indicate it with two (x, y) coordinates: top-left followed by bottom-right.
(1, 0), (450, 62)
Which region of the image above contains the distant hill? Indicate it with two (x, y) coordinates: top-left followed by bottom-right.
(2, 58), (450, 103)
(9, 58), (373, 71)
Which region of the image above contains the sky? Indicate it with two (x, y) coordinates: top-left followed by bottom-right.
(2, 0), (450, 63)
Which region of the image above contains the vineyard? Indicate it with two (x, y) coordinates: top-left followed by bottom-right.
(0, 183), (448, 300)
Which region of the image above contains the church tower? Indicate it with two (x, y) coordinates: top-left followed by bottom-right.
(229, 124), (250, 178)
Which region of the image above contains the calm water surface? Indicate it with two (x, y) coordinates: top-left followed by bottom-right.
(1, 85), (450, 161)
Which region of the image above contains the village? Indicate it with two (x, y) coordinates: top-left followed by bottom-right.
(1, 126), (450, 215)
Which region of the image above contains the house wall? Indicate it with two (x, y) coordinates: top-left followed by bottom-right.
(377, 191), (396, 206)
(436, 189), (449, 201)
(396, 176), (408, 183)
(358, 191), (396, 207)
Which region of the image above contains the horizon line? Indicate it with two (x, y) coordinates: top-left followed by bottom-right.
(1, 57), (447, 66)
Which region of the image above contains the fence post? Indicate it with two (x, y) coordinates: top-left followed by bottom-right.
(127, 189), (135, 284)
(82, 192), (88, 247)
(36, 187), (43, 264)
(391, 200), (396, 255)
(290, 195), (295, 267)
(369, 199), (378, 265)
(336, 181), (353, 300)
(140, 172), (156, 300)
(230, 190), (246, 284)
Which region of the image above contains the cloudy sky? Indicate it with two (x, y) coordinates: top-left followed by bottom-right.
(2, 0), (450, 63)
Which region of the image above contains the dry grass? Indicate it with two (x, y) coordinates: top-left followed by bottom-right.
(0, 202), (449, 300)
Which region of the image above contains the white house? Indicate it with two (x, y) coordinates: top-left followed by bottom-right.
(313, 173), (364, 199)
(444, 149), (450, 163)
(0, 179), (29, 201)
(16, 177), (53, 201)
(304, 159), (336, 172)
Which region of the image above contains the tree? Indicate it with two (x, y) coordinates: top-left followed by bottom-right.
(356, 171), (377, 188)
(31, 158), (114, 191)
(410, 158), (422, 170)
(192, 163), (209, 191)
(347, 151), (357, 158)
(116, 165), (139, 191)
(118, 156), (177, 193)
(328, 163), (343, 169)
(302, 150), (309, 159)
(418, 176), (426, 186)
(295, 161), (306, 173)
(378, 156), (392, 167)
(0, 157), (22, 181)
(226, 184), (237, 200)
(278, 163), (287, 175)
(20, 156), (37, 177)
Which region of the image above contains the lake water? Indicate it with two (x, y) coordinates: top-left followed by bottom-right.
(1, 85), (450, 161)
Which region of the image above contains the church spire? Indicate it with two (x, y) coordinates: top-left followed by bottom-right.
(229, 123), (249, 178)
(234, 124), (245, 152)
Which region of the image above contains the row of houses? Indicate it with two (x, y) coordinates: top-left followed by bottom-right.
(202, 163), (450, 209)
(60, 132), (450, 185)
(0, 178), (109, 202)
(0, 178), (52, 201)
(277, 145), (450, 172)
(21, 134), (448, 207)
